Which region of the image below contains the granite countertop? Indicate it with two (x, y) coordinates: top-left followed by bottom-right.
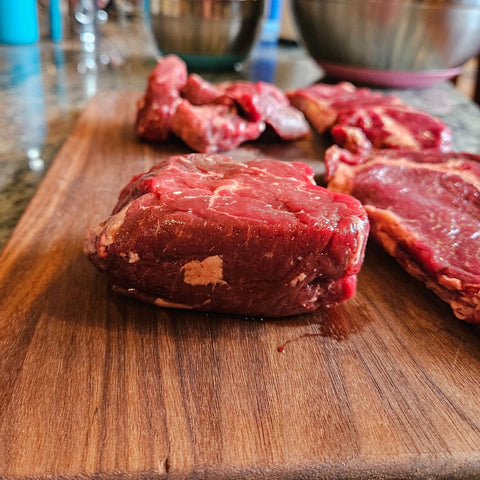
(1, 15), (480, 252)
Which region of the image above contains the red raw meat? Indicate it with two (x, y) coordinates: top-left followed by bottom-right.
(85, 153), (370, 317)
(223, 81), (310, 140)
(325, 146), (480, 323)
(135, 55), (310, 151)
(288, 82), (452, 153)
(135, 55), (187, 142)
(181, 73), (233, 106)
(170, 100), (265, 153)
(332, 104), (452, 152)
(287, 82), (401, 134)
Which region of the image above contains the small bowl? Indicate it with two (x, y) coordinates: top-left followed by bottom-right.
(147, 0), (265, 70)
(291, 0), (480, 87)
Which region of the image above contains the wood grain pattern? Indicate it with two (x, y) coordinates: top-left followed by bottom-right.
(1, 92), (480, 479)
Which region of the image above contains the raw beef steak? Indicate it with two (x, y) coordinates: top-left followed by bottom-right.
(325, 146), (480, 323)
(288, 82), (452, 153)
(85, 154), (369, 317)
(170, 100), (265, 153)
(135, 55), (187, 142)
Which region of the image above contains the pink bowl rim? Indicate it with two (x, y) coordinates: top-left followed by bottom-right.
(319, 61), (463, 88)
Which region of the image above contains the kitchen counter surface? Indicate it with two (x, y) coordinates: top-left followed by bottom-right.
(2, 16), (480, 251)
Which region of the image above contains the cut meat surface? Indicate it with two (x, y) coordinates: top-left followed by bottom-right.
(135, 55), (188, 142)
(287, 82), (402, 134)
(170, 100), (265, 153)
(288, 81), (452, 153)
(332, 105), (452, 152)
(181, 73), (233, 106)
(325, 146), (480, 323)
(85, 153), (369, 317)
(223, 81), (310, 140)
(135, 55), (310, 151)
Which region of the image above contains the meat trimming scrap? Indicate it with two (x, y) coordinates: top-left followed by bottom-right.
(85, 153), (370, 317)
(287, 82), (452, 154)
(135, 54), (310, 153)
(135, 54), (187, 143)
(325, 146), (480, 323)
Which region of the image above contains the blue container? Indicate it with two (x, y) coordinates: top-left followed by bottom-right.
(0, 0), (39, 45)
(260, 0), (283, 44)
(49, 0), (63, 42)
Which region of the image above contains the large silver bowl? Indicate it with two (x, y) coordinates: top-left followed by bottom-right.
(291, 0), (480, 87)
(147, 0), (265, 70)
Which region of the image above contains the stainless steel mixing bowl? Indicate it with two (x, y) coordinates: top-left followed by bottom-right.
(147, 0), (265, 70)
(291, 0), (480, 87)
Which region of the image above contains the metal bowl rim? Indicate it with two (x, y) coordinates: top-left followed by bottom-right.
(149, 0), (263, 3)
(291, 0), (480, 6)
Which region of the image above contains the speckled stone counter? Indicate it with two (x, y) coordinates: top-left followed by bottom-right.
(1, 16), (480, 251)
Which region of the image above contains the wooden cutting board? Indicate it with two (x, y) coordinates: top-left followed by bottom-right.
(1, 92), (480, 480)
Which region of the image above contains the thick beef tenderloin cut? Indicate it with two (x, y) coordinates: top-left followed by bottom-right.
(85, 154), (369, 317)
(170, 100), (265, 153)
(325, 146), (480, 323)
(135, 55), (187, 142)
(288, 82), (452, 153)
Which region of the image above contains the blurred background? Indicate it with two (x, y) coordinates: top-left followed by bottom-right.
(2, 0), (479, 99)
